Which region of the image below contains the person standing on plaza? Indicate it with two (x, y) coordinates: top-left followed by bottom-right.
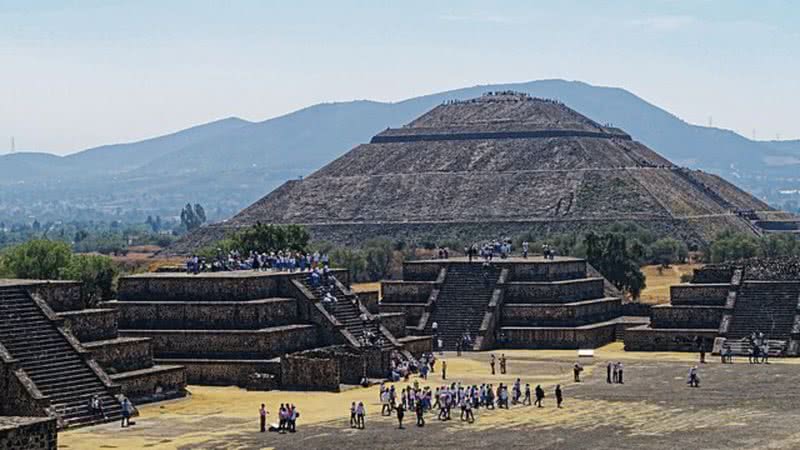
(490, 354), (496, 375)
(396, 401), (405, 429)
(555, 385), (563, 408)
(259, 403), (268, 432)
(534, 385), (545, 408)
(442, 360), (447, 380)
(500, 354), (507, 375)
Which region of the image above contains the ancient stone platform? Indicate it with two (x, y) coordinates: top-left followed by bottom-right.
(380, 256), (625, 350)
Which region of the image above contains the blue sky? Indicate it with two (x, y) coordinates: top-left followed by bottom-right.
(1, 0), (798, 154)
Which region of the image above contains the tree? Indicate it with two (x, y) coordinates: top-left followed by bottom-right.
(648, 238), (688, 266)
(180, 203), (207, 232)
(230, 223), (309, 254)
(708, 232), (760, 263)
(61, 254), (119, 306)
(1, 239), (73, 280)
(363, 239), (394, 281)
(330, 248), (366, 281)
(585, 232), (646, 299)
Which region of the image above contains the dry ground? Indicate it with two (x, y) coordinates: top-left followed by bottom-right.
(639, 263), (700, 304)
(59, 343), (800, 450)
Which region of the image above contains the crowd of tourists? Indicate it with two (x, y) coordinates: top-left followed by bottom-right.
(258, 403), (300, 433)
(365, 371), (563, 430)
(186, 250), (330, 274)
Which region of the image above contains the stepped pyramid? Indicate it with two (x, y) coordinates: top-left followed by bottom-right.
(180, 92), (778, 251)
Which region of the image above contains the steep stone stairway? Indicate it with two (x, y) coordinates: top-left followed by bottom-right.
(0, 286), (121, 428)
(299, 276), (395, 351)
(726, 282), (800, 341)
(426, 263), (501, 350)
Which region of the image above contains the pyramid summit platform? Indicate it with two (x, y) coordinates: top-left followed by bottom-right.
(177, 92), (787, 252)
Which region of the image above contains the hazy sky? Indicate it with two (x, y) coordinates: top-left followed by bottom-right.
(2, 0), (798, 155)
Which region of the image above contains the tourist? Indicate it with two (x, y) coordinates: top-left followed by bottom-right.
(350, 402), (357, 427)
(259, 403), (268, 432)
(396, 401), (405, 429)
(500, 354), (507, 374)
(442, 360), (447, 380)
(617, 362), (624, 384)
(415, 396), (425, 427)
(523, 384), (532, 406)
(573, 362), (583, 382)
(607, 362), (613, 383)
(490, 354), (496, 375)
(464, 397), (475, 423)
(555, 385), (563, 408)
(512, 378), (521, 405)
(381, 389), (392, 416)
(278, 404), (287, 431)
(432, 321), (438, 336)
(761, 343), (770, 364)
(356, 401), (365, 429)
(534, 385), (545, 408)
(522, 241), (529, 258)
(88, 394), (107, 419)
(688, 366), (700, 388)
(289, 404), (298, 432)
(120, 396), (133, 428)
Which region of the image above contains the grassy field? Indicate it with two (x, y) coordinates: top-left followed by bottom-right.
(638, 263), (700, 304)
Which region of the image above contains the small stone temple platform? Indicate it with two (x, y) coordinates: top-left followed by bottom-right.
(108, 269), (425, 390)
(380, 256), (633, 350)
(625, 259), (800, 356)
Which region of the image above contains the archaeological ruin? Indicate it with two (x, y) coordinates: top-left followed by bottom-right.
(626, 258), (800, 356)
(177, 92), (796, 253)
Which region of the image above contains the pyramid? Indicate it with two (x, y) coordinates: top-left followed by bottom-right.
(179, 92), (781, 252)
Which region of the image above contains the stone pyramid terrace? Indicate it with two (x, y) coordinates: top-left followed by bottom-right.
(380, 256), (638, 351)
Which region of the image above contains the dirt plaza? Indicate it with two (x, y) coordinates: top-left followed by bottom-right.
(59, 343), (800, 450)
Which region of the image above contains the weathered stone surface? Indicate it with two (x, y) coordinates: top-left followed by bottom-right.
(121, 325), (320, 359)
(504, 278), (605, 303)
(174, 92), (772, 253)
(670, 284), (730, 306)
(58, 308), (118, 342)
(104, 298), (299, 330)
(0, 417), (57, 450)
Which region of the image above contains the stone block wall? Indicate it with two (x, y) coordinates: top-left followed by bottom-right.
(124, 325), (320, 359)
(24, 282), (83, 312)
(0, 417), (57, 450)
(84, 338), (153, 373)
(650, 305), (726, 329)
(58, 309), (118, 342)
(111, 366), (187, 402)
(378, 303), (425, 326)
(504, 279), (605, 303)
(506, 261), (588, 282)
(501, 298), (621, 326)
(357, 290), (380, 314)
(106, 298), (298, 330)
(118, 275), (279, 302)
(378, 312), (407, 338)
(670, 284), (730, 306)
(501, 323), (616, 349)
(624, 326), (718, 352)
(401, 263), (443, 281)
(158, 359), (280, 386)
(381, 281), (435, 303)
(280, 355), (340, 391)
(397, 336), (433, 356)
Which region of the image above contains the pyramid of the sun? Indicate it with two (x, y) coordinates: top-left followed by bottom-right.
(181, 92), (778, 251)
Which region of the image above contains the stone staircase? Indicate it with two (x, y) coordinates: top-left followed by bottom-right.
(719, 338), (787, 357)
(0, 286), (122, 428)
(426, 263), (501, 350)
(299, 276), (394, 351)
(726, 282), (800, 341)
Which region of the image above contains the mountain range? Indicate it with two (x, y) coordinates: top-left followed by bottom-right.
(2, 79), (798, 223)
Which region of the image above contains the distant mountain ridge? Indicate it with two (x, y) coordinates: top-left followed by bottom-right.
(1, 79), (796, 223)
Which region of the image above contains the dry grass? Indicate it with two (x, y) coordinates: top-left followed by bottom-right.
(639, 263), (701, 304)
(352, 282), (381, 294)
